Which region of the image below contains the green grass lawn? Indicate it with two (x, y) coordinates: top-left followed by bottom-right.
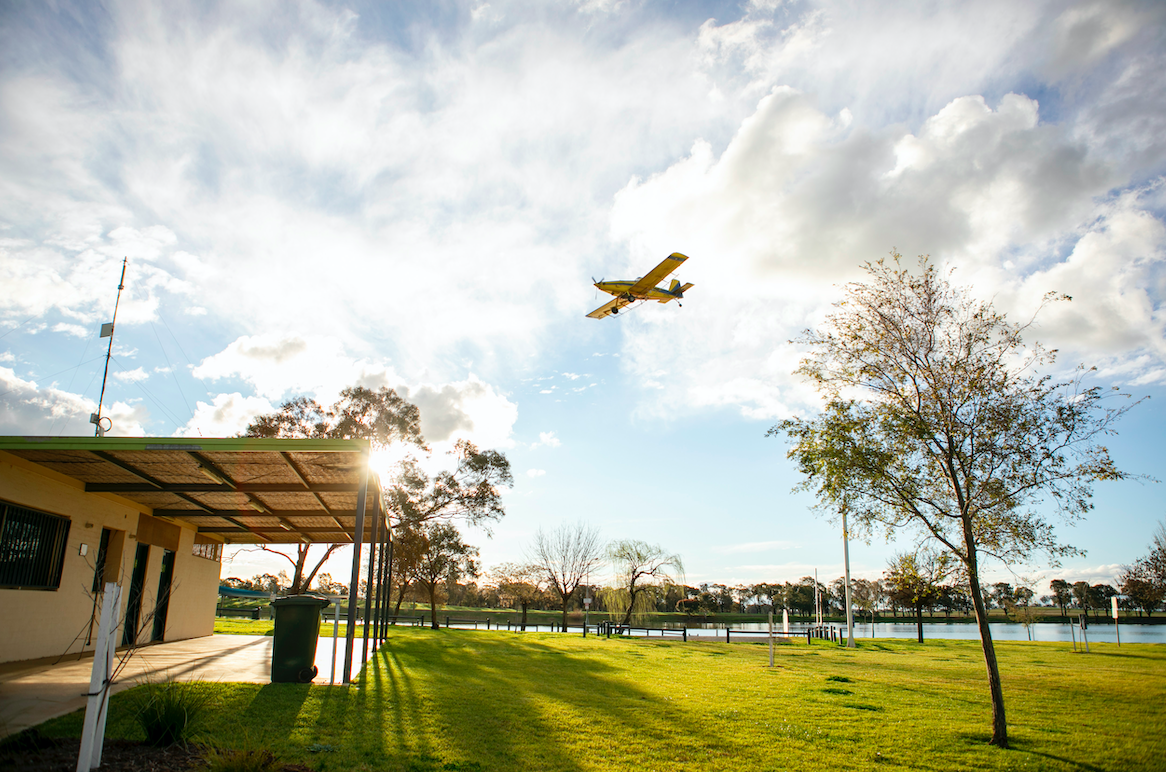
(40, 629), (1166, 771)
(213, 618), (370, 637)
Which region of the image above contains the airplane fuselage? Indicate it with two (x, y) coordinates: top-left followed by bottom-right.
(594, 280), (683, 302)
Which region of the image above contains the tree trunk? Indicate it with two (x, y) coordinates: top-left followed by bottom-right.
(392, 578), (408, 620)
(621, 583), (641, 626)
(521, 601), (528, 631)
(428, 583), (440, 630)
(964, 530), (1008, 748)
(915, 604), (924, 643)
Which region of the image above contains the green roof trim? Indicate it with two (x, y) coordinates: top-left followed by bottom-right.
(0, 436), (371, 453)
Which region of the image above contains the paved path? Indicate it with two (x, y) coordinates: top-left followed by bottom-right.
(0, 633), (377, 738)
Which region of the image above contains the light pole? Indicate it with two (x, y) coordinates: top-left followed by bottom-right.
(842, 510), (855, 648)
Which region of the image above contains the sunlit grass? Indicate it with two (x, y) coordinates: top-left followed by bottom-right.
(41, 630), (1165, 771)
(214, 619), (373, 638)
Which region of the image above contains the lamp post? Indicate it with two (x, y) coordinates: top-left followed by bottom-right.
(842, 510), (855, 648)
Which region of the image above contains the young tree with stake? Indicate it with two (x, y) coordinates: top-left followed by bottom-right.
(772, 254), (1139, 748)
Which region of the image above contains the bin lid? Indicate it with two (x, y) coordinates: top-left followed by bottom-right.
(272, 594), (331, 607)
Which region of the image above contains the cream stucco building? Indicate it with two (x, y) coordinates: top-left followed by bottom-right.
(0, 436), (383, 667)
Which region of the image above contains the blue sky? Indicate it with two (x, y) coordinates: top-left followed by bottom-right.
(2, 0), (1165, 596)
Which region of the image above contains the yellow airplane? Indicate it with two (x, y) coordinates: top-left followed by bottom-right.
(586, 252), (694, 319)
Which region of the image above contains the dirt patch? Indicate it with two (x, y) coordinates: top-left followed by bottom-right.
(0, 731), (310, 772)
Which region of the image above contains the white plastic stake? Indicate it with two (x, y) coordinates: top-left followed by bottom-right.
(77, 582), (121, 772)
(768, 612), (774, 667)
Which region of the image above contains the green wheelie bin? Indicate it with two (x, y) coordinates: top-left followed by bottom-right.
(270, 594), (330, 683)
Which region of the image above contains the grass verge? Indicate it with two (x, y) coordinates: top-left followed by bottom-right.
(38, 630), (1166, 771)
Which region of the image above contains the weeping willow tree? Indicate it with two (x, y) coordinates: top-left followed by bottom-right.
(607, 540), (684, 626)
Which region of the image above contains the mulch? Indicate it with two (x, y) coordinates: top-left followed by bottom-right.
(0, 730), (310, 772)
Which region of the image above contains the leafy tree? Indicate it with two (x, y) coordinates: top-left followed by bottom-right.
(1089, 583), (1117, 620)
(312, 572), (349, 596)
(249, 572), (287, 595)
(608, 540), (684, 626)
(493, 562), (547, 630)
(788, 579), (816, 619)
(991, 583), (1015, 609)
(404, 522), (479, 630)
(936, 584), (965, 618)
(244, 385), (422, 444)
(884, 551), (951, 642)
(1072, 581), (1092, 616)
(1049, 579), (1072, 618)
(531, 522), (604, 629)
(242, 385), (426, 594)
(772, 255), (1137, 748)
(387, 439), (513, 530)
(750, 582), (779, 612)
(1118, 563), (1165, 617)
(1147, 521), (1166, 582)
(850, 578), (882, 629)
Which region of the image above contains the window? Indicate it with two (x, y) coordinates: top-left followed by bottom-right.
(0, 500), (72, 590)
(192, 541), (222, 561)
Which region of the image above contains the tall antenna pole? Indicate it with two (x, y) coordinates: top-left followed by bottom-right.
(92, 258), (127, 438)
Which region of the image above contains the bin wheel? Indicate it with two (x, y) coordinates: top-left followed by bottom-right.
(297, 665), (318, 683)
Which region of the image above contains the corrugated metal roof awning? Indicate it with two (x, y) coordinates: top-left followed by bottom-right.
(0, 436), (383, 544)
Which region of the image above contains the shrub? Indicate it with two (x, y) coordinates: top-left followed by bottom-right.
(130, 679), (210, 746)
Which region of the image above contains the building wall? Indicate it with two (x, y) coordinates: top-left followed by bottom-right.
(0, 452), (220, 664)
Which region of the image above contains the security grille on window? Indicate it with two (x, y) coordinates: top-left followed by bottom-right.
(192, 541), (222, 561)
(0, 501), (72, 590)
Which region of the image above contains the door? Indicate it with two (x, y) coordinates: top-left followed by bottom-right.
(151, 549), (175, 642)
(122, 543), (150, 646)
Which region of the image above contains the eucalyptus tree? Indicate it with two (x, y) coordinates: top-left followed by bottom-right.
(883, 551), (951, 643)
(772, 254), (1138, 748)
(405, 522), (479, 630)
(1049, 579), (1073, 618)
(243, 385), (426, 594)
(493, 562), (547, 630)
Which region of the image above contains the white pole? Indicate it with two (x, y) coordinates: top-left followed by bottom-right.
(77, 582), (121, 772)
(1112, 596), (1120, 647)
(782, 607), (789, 635)
(768, 611), (774, 667)
(842, 511), (855, 648)
(814, 568), (820, 626)
(330, 599), (340, 685)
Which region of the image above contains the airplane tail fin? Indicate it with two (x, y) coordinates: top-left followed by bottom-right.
(660, 281), (695, 303)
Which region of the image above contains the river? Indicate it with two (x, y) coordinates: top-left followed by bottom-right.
(671, 620), (1166, 644)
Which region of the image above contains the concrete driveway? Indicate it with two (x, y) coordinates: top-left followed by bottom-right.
(0, 633), (373, 738)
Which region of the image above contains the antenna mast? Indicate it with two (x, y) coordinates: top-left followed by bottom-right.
(91, 258), (127, 438)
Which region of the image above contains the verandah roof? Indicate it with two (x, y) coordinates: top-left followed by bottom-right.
(0, 436), (383, 545)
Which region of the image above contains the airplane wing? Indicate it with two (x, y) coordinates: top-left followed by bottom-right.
(627, 252), (688, 296)
(586, 296), (632, 319)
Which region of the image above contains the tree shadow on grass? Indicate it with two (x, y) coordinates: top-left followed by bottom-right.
(235, 683), (312, 743)
(343, 629), (736, 771)
(953, 733), (1109, 772)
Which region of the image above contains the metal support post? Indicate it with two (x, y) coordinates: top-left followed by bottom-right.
(362, 502), (381, 665)
(343, 461), (370, 684)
